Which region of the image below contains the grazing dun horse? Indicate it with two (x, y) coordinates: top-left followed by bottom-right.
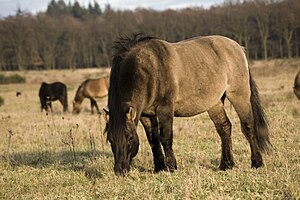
(104, 34), (271, 176)
(73, 76), (109, 114)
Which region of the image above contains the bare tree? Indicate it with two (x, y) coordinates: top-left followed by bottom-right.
(35, 14), (61, 70)
(253, 1), (271, 60)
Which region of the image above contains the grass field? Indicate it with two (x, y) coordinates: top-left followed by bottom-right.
(0, 59), (299, 199)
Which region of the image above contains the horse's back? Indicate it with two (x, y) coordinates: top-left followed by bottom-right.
(84, 77), (109, 98)
(173, 35), (246, 71)
(51, 82), (67, 96)
(168, 36), (249, 116)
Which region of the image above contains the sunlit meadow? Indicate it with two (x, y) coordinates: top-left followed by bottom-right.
(0, 60), (299, 199)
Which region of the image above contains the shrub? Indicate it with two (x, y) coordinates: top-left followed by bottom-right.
(0, 96), (4, 107)
(0, 74), (26, 84)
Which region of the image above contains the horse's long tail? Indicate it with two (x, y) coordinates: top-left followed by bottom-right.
(249, 72), (272, 153)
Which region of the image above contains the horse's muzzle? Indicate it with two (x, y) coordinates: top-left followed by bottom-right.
(114, 162), (130, 176)
(72, 110), (80, 114)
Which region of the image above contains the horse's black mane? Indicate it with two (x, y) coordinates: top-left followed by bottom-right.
(112, 33), (156, 66)
(106, 33), (155, 137)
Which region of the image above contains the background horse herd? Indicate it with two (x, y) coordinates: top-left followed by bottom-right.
(39, 76), (109, 114)
(37, 34), (300, 176)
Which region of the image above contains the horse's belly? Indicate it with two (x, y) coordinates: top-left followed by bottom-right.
(174, 97), (212, 117)
(173, 69), (227, 117)
(95, 90), (108, 98)
(174, 84), (225, 117)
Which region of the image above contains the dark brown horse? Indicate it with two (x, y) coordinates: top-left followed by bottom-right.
(39, 82), (68, 112)
(294, 70), (300, 99)
(104, 34), (271, 175)
(73, 76), (109, 114)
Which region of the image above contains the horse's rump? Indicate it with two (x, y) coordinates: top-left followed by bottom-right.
(174, 37), (253, 117)
(84, 77), (109, 98)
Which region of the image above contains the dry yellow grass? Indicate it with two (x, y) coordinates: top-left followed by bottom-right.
(0, 59), (299, 199)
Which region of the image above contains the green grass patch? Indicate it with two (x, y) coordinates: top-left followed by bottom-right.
(0, 96), (4, 106)
(0, 74), (26, 84)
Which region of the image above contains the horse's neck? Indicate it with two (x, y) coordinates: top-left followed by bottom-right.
(74, 86), (84, 103)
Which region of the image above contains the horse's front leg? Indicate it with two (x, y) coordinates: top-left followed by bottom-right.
(94, 100), (100, 114)
(40, 99), (46, 112)
(90, 99), (99, 114)
(157, 105), (177, 172)
(140, 115), (167, 173)
(90, 99), (95, 114)
(48, 102), (53, 113)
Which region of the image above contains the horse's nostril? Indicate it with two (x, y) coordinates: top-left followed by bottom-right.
(114, 170), (125, 176)
(114, 164), (130, 176)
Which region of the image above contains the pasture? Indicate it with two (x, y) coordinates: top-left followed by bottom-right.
(0, 60), (299, 199)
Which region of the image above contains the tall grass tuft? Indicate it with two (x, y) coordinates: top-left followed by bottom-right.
(6, 129), (14, 166)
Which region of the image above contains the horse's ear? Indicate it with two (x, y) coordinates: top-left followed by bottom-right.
(126, 106), (136, 121)
(102, 107), (109, 123)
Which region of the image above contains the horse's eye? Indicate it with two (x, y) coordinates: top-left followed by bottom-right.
(127, 135), (133, 147)
(127, 135), (133, 142)
(127, 140), (132, 150)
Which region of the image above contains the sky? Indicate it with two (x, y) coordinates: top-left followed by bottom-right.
(0, 0), (225, 17)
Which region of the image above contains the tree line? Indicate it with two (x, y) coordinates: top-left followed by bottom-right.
(0, 0), (299, 71)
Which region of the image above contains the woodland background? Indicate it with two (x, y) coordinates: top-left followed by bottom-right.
(0, 0), (300, 71)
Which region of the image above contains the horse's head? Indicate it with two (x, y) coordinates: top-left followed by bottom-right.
(72, 100), (82, 114)
(103, 106), (139, 176)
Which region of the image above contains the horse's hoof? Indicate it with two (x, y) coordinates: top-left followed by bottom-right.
(154, 163), (177, 173)
(219, 161), (235, 170)
(251, 154), (264, 168)
(166, 163), (177, 172)
(251, 159), (264, 168)
(167, 166), (176, 173)
(154, 164), (167, 173)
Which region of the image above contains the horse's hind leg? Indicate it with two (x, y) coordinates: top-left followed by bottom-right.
(59, 97), (67, 112)
(140, 115), (166, 173)
(208, 101), (235, 170)
(227, 94), (263, 168)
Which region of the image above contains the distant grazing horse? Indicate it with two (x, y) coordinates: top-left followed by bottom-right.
(294, 70), (300, 99)
(16, 91), (22, 97)
(103, 34), (272, 176)
(39, 82), (68, 112)
(73, 76), (109, 114)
